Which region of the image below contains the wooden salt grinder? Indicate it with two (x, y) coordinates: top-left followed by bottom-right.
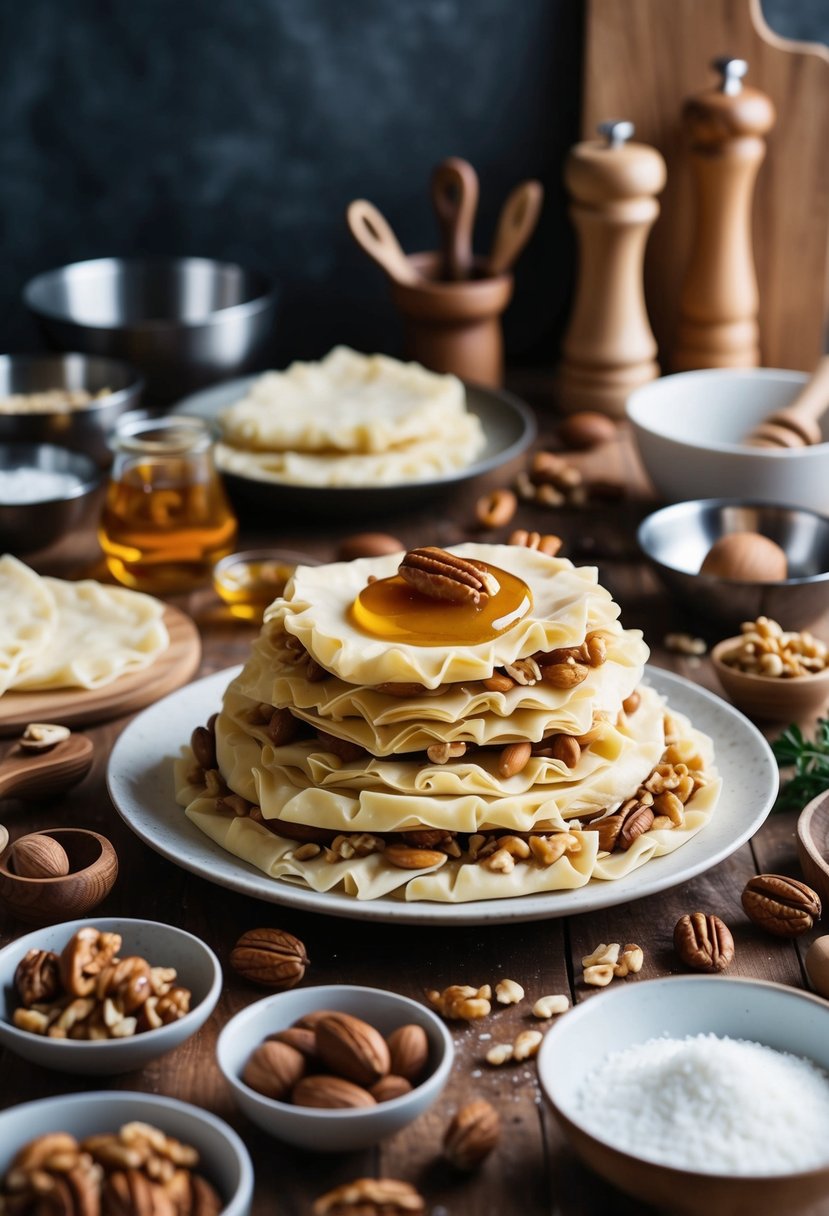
(673, 57), (776, 371)
(558, 121), (666, 418)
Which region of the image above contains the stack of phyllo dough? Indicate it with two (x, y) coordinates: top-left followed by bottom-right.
(176, 542), (721, 902)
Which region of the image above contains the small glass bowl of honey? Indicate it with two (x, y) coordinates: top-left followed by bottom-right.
(213, 549), (320, 621)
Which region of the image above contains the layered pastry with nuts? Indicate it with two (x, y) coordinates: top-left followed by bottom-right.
(175, 543), (721, 902)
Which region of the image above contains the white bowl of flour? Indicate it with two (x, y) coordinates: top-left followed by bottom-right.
(538, 975), (829, 1215)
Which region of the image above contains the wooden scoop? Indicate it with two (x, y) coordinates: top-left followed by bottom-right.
(0, 734), (94, 801)
(746, 355), (829, 447)
(346, 199), (421, 286)
(431, 157), (479, 281)
(487, 180), (544, 276)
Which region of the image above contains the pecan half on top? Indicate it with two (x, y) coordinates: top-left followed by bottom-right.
(398, 547), (500, 606)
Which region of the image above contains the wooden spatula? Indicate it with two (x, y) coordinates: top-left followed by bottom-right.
(745, 355), (829, 447)
(0, 734), (94, 800)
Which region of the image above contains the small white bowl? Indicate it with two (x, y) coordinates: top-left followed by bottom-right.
(627, 369), (829, 514)
(537, 976), (829, 1216)
(216, 983), (454, 1152)
(0, 917), (221, 1074)
(0, 1091), (252, 1216)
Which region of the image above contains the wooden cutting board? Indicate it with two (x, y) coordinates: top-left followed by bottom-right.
(582, 0), (829, 372)
(0, 604), (201, 735)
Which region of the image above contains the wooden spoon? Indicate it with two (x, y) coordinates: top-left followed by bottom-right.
(0, 735), (94, 800)
(431, 157), (479, 281)
(487, 180), (544, 276)
(745, 355), (829, 447)
(346, 199), (421, 286)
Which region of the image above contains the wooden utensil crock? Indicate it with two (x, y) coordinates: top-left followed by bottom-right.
(389, 253), (514, 387)
(0, 828), (118, 926)
(557, 121), (666, 417)
(673, 57), (776, 371)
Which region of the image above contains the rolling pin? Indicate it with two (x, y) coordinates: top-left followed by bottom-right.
(672, 58), (776, 371)
(557, 120), (666, 417)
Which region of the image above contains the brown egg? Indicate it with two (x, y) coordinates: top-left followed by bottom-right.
(805, 936), (829, 999)
(699, 532), (788, 582)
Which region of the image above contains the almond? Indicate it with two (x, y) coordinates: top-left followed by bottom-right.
(337, 533), (404, 560)
(558, 410), (617, 450)
(242, 1040), (306, 1100)
(386, 1023), (429, 1082)
(497, 741), (532, 778)
(384, 843), (446, 871)
(370, 1075), (413, 1103)
(267, 1026), (318, 1060)
(292, 1075), (376, 1109)
(315, 1012), (391, 1086)
(230, 928), (309, 990)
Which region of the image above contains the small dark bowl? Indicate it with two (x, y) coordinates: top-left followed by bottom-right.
(0, 442), (101, 554)
(637, 499), (829, 630)
(23, 257), (277, 403)
(0, 353), (144, 466)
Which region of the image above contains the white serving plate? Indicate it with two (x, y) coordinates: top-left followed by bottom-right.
(107, 666), (777, 926)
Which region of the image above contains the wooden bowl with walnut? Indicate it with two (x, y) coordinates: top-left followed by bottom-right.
(0, 917), (221, 1074)
(0, 828), (117, 926)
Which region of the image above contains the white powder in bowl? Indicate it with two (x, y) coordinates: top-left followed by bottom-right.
(0, 468), (85, 504)
(574, 1033), (829, 1175)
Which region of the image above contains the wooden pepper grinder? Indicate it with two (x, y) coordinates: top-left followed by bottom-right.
(557, 121), (666, 417)
(673, 57), (776, 371)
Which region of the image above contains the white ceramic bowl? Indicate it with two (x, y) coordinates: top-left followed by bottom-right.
(0, 917), (221, 1074)
(537, 976), (829, 1216)
(216, 983), (454, 1151)
(0, 1091), (252, 1216)
(627, 369), (829, 513)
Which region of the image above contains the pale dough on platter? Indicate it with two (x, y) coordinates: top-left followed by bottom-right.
(14, 577), (169, 691)
(216, 412), (484, 487)
(0, 554), (57, 695)
(219, 346), (468, 455)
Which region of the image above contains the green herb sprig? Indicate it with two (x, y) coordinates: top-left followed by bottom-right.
(772, 716), (829, 812)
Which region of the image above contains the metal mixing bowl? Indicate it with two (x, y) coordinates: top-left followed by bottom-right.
(637, 499), (829, 629)
(0, 442), (101, 554)
(23, 257), (277, 403)
(0, 353), (143, 466)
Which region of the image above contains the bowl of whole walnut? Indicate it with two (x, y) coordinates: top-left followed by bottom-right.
(0, 1091), (253, 1216)
(0, 917), (222, 1074)
(537, 975), (829, 1216)
(216, 983), (454, 1151)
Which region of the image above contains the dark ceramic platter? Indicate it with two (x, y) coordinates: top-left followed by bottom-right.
(172, 375), (536, 518)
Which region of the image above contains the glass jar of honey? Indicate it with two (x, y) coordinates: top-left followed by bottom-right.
(99, 415), (238, 594)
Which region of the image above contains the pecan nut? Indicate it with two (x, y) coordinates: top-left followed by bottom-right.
(312, 1178), (425, 1216)
(230, 928), (309, 989)
(60, 928), (122, 997)
(742, 874), (821, 937)
(443, 1099), (501, 1170)
(14, 948), (61, 1007)
(674, 913), (735, 972)
(398, 547), (499, 605)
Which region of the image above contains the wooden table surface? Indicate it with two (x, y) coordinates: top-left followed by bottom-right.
(1, 400), (827, 1216)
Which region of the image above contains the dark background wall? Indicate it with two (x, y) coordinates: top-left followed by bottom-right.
(0, 0), (825, 371)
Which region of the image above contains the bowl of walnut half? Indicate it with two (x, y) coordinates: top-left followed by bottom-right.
(0, 1091), (253, 1216)
(216, 983), (454, 1151)
(711, 616), (829, 722)
(0, 917), (222, 1074)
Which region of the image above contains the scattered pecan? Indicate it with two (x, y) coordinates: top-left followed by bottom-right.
(674, 913), (735, 972)
(398, 548), (499, 605)
(741, 874), (821, 937)
(312, 1178), (425, 1216)
(230, 928), (309, 990)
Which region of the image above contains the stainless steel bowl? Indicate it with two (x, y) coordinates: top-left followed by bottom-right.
(637, 499), (829, 629)
(23, 257), (277, 403)
(0, 442), (101, 554)
(0, 353), (143, 466)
